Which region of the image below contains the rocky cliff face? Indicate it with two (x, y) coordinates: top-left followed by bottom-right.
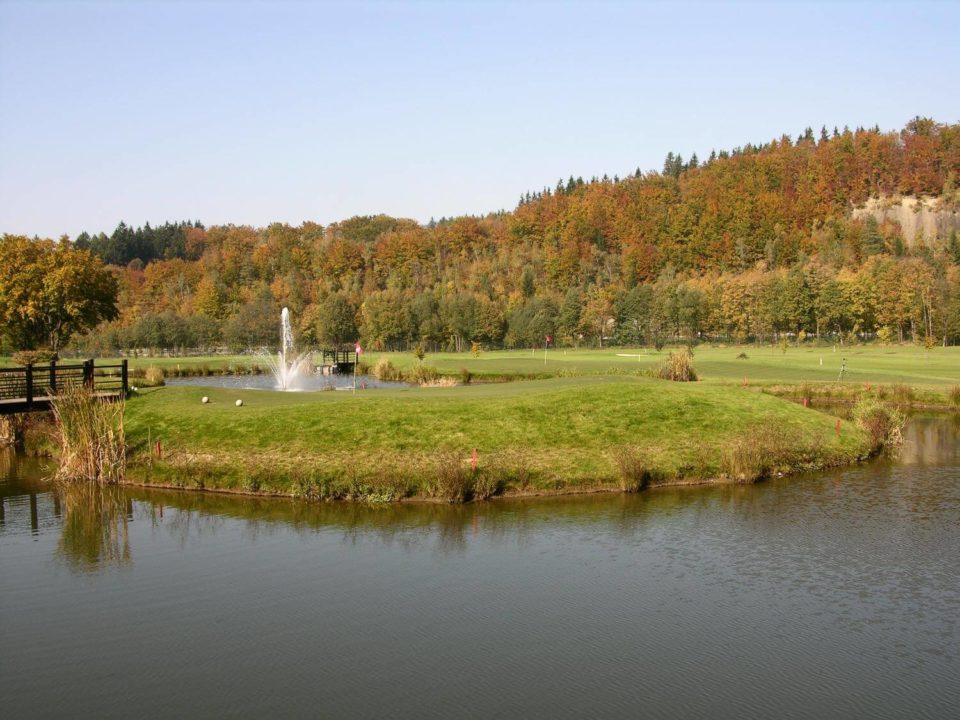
(852, 196), (960, 245)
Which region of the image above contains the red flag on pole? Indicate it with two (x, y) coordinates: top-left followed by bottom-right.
(355, 342), (363, 355)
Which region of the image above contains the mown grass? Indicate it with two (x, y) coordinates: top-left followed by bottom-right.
(124, 376), (872, 500)
(361, 344), (960, 389)
(5, 344), (958, 389)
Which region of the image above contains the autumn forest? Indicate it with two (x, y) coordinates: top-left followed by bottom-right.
(7, 117), (960, 356)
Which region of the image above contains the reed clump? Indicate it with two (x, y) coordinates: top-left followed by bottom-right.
(471, 470), (503, 501)
(406, 363), (441, 385)
(720, 429), (787, 483)
(891, 383), (914, 407)
(657, 347), (697, 382)
(372, 358), (403, 382)
(143, 366), (165, 386)
(430, 449), (474, 502)
(488, 451), (533, 492)
(949, 385), (960, 407)
(610, 445), (651, 491)
(51, 383), (126, 483)
(852, 396), (904, 452)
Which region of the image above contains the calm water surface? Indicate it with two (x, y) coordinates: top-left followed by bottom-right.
(1, 416), (959, 719)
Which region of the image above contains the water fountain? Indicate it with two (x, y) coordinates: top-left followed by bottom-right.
(269, 307), (314, 390)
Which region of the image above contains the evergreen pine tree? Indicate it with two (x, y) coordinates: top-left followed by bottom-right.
(863, 216), (884, 255)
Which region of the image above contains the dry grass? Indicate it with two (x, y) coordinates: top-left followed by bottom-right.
(51, 383), (126, 483)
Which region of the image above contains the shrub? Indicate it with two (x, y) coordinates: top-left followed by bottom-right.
(852, 396), (905, 451)
(657, 347), (697, 382)
(736, 352), (749, 360)
(610, 446), (650, 492)
(459, 367), (473, 385)
(12, 349), (56, 366)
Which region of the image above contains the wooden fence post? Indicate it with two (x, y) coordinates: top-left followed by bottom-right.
(121, 359), (129, 396)
(49, 359), (57, 396)
(25, 364), (33, 408)
(83, 359), (94, 390)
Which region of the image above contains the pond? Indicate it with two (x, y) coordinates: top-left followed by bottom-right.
(1, 416), (958, 718)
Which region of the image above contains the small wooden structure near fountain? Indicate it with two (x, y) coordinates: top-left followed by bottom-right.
(318, 350), (358, 375)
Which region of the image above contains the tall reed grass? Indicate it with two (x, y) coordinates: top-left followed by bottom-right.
(51, 383), (126, 483)
(852, 396), (904, 451)
(610, 445), (651, 491)
(657, 347), (698, 382)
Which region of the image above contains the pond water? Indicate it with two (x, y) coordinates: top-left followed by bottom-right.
(1, 416), (959, 718)
(165, 373), (405, 391)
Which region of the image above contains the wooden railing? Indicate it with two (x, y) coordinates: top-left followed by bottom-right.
(0, 359), (128, 413)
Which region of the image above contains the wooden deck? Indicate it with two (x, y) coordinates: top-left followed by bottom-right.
(318, 349), (358, 374)
(0, 360), (128, 415)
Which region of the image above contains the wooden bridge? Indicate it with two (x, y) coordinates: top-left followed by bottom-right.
(318, 349), (358, 375)
(0, 359), (128, 415)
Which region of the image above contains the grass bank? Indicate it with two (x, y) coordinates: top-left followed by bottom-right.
(124, 376), (874, 501)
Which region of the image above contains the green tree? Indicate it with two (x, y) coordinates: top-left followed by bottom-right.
(0, 235), (118, 352)
(312, 293), (358, 347)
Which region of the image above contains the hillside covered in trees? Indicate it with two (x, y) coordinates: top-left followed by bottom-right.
(18, 118), (960, 355)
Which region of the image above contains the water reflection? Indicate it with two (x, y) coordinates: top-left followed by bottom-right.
(1, 414), (958, 570)
(54, 482), (131, 571)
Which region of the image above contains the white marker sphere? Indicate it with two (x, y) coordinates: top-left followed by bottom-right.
(235, 399), (244, 407)
(201, 396), (209, 404)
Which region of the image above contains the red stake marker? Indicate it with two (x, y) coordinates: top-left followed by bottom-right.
(835, 419), (841, 436)
(155, 440), (162, 459)
(742, 375), (747, 387)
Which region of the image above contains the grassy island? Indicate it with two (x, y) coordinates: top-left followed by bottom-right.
(124, 375), (874, 501)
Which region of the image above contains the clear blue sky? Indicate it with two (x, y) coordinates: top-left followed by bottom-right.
(1, 0), (958, 239)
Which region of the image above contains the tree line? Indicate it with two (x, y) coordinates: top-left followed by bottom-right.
(3, 118), (959, 356)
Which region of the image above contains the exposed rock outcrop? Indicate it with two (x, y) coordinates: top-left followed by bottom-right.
(852, 196), (960, 245)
